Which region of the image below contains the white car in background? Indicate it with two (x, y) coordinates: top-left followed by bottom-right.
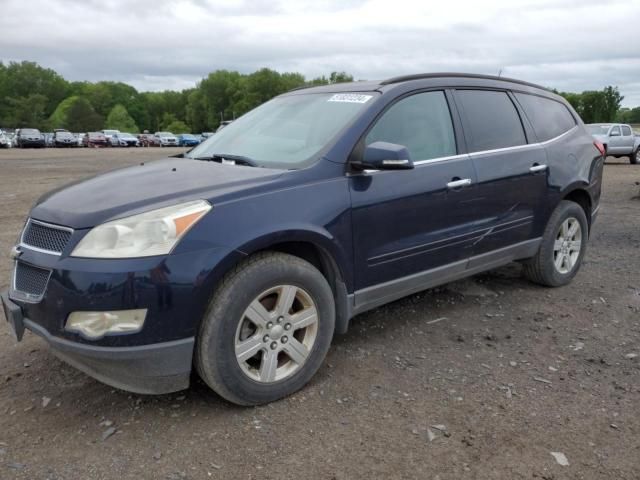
(154, 131), (178, 147)
(0, 132), (10, 148)
(101, 129), (120, 145)
(110, 132), (140, 147)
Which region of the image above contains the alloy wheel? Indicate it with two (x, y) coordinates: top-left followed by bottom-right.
(553, 217), (582, 274)
(234, 285), (318, 383)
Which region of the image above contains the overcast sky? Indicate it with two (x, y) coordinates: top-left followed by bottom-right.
(1, 0), (639, 106)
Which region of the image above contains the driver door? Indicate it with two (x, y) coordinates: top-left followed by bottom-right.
(349, 90), (478, 303)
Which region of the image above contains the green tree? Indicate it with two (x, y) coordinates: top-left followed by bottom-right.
(185, 89), (208, 133)
(0, 61), (70, 123)
(65, 97), (103, 131)
(329, 71), (354, 84)
(601, 86), (623, 122)
(49, 95), (79, 129)
(74, 81), (149, 131)
(105, 104), (138, 132)
(557, 86), (623, 123)
(164, 120), (190, 133)
(617, 106), (640, 124)
(4, 94), (49, 129)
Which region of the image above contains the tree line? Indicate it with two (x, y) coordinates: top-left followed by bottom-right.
(0, 60), (635, 134)
(0, 61), (354, 133)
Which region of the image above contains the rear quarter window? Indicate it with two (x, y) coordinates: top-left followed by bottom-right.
(455, 90), (527, 152)
(514, 93), (576, 142)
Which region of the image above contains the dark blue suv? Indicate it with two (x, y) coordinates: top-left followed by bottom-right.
(2, 73), (604, 405)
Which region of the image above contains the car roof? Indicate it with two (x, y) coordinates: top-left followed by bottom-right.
(286, 72), (551, 95)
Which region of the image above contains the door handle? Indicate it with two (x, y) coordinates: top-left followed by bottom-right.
(529, 164), (547, 173)
(446, 178), (472, 189)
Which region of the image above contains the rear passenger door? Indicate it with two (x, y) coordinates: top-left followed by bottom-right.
(453, 89), (548, 258)
(607, 125), (624, 154)
(620, 125), (635, 152)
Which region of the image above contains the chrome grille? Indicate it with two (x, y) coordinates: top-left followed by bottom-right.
(21, 219), (72, 254)
(13, 262), (51, 301)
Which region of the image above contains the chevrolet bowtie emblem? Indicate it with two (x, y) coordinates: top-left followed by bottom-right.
(9, 245), (22, 260)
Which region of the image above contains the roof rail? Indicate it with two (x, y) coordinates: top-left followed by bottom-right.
(380, 72), (549, 91)
(287, 83), (317, 92)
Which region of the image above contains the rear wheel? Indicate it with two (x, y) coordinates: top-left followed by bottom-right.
(631, 147), (639, 165)
(196, 252), (335, 405)
(522, 200), (588, 287)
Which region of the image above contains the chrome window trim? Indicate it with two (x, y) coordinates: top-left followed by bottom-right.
(539, 125), (578, 145)
(19, 218), (74, 257)
(357, 125), (580, 174)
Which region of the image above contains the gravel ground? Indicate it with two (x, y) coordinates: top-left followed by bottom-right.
(0, 147), (639, 480)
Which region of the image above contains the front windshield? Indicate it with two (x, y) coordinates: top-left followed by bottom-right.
(21, 129), (39, 135)
(157, 132), (173, 137)
(186, 92), (378, 168)
(587, 125), (611, 135)
(120, 133), (135, 138)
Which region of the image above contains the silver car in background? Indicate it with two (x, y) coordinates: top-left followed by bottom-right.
(586, 123), (640, 164)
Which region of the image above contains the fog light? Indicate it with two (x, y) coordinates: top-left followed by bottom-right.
(66, 309), (147, 339)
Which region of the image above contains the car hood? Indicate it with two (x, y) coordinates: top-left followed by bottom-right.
(30, 157), (286, 229)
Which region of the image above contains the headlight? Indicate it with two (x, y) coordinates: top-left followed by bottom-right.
(71, 200), (211, 258)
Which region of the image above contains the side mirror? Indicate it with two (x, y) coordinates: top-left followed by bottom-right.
(357, 141), (414, 170)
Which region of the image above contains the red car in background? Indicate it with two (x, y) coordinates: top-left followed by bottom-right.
(84, 132), (108, 148)
(138, 133), (161, 147)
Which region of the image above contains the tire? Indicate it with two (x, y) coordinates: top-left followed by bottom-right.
(196, 252), (335, 405)
(522, 200), (588, 287)
(631, 147), (639, 165)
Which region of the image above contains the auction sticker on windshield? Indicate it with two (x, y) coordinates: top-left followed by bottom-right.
(328, 94), (373, 103)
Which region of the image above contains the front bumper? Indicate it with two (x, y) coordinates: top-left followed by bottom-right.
(20, 139), (45, 147)
(2, 290), (193, 394)
(3, 240), (243, 394)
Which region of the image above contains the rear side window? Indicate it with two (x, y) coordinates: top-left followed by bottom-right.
(622, 125), (632, 136)
(515, 93), (576, 142)
(365, 91), (456, 161)
(455, 90), (526, 152)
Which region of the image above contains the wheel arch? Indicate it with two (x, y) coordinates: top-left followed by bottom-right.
(561, 186), (592, 232)
(237, 232), (353, 335)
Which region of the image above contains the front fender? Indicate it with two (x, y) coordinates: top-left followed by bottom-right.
(234, 226), (352, 288)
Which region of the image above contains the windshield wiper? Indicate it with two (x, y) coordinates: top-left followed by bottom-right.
(191, 153), (259, 167)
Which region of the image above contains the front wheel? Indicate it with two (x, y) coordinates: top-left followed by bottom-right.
(522, 200), (588, 287)
(196, 252), (335, 405)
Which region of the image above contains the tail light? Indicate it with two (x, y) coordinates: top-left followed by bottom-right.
(594, 141), (606, 156)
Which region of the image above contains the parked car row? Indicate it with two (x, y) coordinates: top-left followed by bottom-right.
(0, 128), (223, 148)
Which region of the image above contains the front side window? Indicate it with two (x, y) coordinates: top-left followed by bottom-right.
(365, 91), (456, 161)
(610, 126), (621, 136)
(515, 93), (576, 142)
(456, 90), (526, 152)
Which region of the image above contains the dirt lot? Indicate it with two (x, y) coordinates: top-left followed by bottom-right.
(0, 147), (639, 480)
